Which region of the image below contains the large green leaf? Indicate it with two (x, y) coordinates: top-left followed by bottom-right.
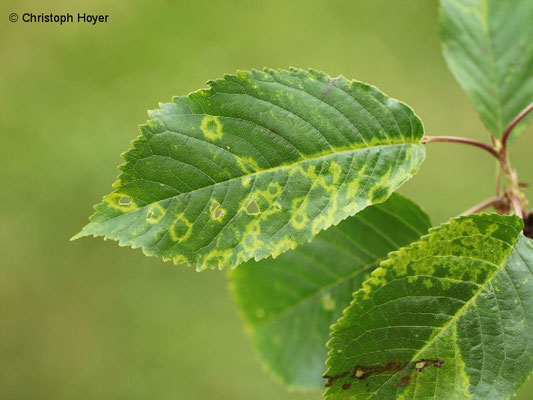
(440, 0), (533, 138)
(230, 194), (431, 390)
(324, 213), (533, 399)
(73, 68), (425, 270)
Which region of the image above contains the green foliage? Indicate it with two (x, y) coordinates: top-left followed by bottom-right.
(440, 0), (533, 139)
(325, 214), (533, 399)
(72, 2), (533, 399)
(73, 68), (425, 270)
(230, 194), (431, 390)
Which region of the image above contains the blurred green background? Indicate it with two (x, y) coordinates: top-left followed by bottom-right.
(1, 0), (532, 399)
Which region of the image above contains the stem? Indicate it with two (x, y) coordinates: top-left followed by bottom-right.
(422, 136), (499, 159)
(501, 102), (533, 150)
(511, 194), (524, 219)
(495, 162), (501, 196)
(461, 196), (504, 216)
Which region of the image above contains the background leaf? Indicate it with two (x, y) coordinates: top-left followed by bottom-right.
(325, 213), (533, 399)
(440, 0), (533, 139)
(74, 68), (425, 270)
(230, 194), (431, 389)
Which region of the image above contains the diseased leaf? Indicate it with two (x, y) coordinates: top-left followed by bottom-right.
(73, 68), (425, 270)
(230, 194), (431, 390)
(440, 0), (533, 139)
(324, 213), (533, 400)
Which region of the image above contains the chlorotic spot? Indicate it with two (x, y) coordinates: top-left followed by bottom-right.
(104, 192), (139, 212)
(146, 203), (165, 224)
(209, 199), (225, 221)
(423, 278), (434, 289)
(321, 293), (336, 311)
(214, 208), (225, 219)
(119, 196), (132, 205)
(170, 213), (193, 243)
(242, 176), (252, 187)
(210, 200), (221, 213)
(246, 200), (260, 215)
(291, 196), (309, 229)
(328, 161), (342, 185)
(270, 237), (297, 258)
(200, 115), (223, 140)
(370, 185), (389, 204)
(202, 249), (232, 270)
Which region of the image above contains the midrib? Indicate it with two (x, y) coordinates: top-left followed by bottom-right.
(110, 140), (420, 214)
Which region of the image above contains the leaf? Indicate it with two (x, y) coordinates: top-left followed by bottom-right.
(229, 193), (431, 390)
(324, 213), (533, 400)
(73, 68), (425, 270)
(440, 0), (533, 139)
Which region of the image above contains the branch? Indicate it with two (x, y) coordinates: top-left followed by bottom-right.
(461, 196), (504, 216)
(422, 136), (499, 159)
(501, 103), (533, 150)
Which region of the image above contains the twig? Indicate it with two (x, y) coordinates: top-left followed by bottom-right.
(501, 103), (533, 150)
(461, 196), (504, 216)
(422, 136), (499, 159)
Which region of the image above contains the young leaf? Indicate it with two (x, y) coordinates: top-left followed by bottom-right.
(440, 0), (533, 139)
(73, 68), (425, 270)
(324, 213), (533, 400)
(229, 194), (431, 390)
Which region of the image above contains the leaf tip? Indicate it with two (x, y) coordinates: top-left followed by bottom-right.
(70, 229), (86, 242)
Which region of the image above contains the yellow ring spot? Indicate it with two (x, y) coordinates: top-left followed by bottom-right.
(200, 115), (223, 140)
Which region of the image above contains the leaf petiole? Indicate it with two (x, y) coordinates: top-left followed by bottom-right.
(422, 135), (499, 158)
(501, 102), (533, 151)
(461, 196), (505, 216)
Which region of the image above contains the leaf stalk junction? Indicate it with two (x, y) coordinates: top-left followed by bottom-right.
(422, 102), (533, 224)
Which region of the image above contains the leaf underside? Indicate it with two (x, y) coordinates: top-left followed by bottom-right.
(325, 213), (533, 400)
(440, 0), (533, 139)
(230, 194), (431, 390)
(74, 68), (425, 270)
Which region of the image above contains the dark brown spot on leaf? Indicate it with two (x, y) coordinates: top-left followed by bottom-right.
(349, 361), (409, 381)
(324, 359), (441, 389)
(323, 371), (349, 387)
(396, 375), (412, 387)
(413, 359), (443, 372)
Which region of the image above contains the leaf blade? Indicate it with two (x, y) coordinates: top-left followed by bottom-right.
(440, 0), (533, 138)
(230, 194), (431, 390)
(75, 68), (425, 270)
(324, 213), (533, 399)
